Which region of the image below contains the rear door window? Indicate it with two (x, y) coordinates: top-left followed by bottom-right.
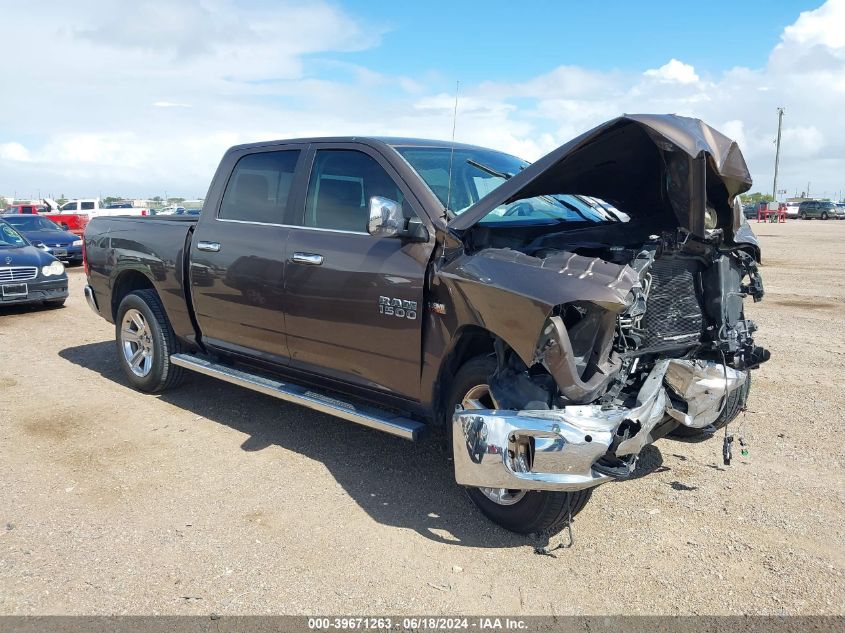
(219, 150), (300, 224)
(81, 201), (95, 211)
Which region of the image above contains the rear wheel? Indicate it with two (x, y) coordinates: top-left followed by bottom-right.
(450, 355), (592, 536)
(115, 289), (185, 393)
(800, 212), (808, 220)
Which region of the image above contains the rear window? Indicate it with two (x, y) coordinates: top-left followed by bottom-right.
(219, 151), (300, 224)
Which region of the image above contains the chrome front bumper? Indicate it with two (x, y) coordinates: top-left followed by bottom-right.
(453, 360), (670, 492)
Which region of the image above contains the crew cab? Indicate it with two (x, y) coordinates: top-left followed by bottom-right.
(83, 115), (769, 536)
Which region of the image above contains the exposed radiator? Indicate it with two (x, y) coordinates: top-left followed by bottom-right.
(640, 258), (704, 347)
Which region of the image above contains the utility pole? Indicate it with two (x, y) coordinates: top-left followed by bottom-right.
(772, 107), (785, 201)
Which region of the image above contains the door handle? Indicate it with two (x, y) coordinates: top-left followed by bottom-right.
(197, 241), (220, 252)
(292, 252), (324, 265)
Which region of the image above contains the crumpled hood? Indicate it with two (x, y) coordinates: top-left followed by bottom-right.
(448, 114), (753, 241)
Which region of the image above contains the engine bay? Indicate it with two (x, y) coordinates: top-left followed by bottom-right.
(471, 227), (770, 478)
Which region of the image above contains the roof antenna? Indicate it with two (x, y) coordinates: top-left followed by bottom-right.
(445, 80), (460, 219)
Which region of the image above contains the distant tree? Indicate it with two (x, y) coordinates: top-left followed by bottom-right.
(744, 192), (774, 204)
(151, 196), (162, 202)
(167, 197), (185, 204)
(103, 196), (121, 205)
(56, 194), (68, 206)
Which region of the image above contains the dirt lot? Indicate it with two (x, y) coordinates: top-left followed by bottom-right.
(1, 220), (843, 616)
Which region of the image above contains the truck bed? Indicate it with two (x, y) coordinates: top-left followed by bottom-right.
(83, 215), (198, 341)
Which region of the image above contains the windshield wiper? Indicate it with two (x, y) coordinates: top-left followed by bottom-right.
(466, 159), (513, 180)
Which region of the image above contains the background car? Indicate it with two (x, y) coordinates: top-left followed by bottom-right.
(798, 200), (845, 220)
(784, 202), (801, 218)
(0, 219), (68, 308)
(1, 215), (83, 264)
(59, 199), (151, 217)
(742, 203), (758, 219)
(3, 201), (90, 236)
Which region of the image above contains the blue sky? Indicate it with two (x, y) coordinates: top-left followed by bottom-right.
(348, 1), (816, 82)
(1, 0), (843, 200)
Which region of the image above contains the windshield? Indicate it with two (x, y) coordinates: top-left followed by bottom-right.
(394, 146), (615, 226)
(0, 222), (28, 248)
(3, 215), (61, 232)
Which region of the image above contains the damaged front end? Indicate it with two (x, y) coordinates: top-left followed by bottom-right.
(450, 115), (770, 493)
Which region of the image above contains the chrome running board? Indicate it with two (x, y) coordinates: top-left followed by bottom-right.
(170, 353), (425, 441)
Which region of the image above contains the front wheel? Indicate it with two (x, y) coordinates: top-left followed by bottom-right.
(115, 289), (185, 393)
(449, 355), (592, 536)
(821, 211), (829, 220)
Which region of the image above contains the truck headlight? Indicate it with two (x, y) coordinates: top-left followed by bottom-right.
(72, 239), (83, 247)
(41, 261), (65, 276)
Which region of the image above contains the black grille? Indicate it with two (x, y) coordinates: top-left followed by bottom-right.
(641, 258), (703, 347)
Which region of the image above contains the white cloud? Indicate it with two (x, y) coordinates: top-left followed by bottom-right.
(644, 59), (700, 84)
(780, 0), (845, 49)
(0, 143), (31, 162)
(1, 1), (843, 201)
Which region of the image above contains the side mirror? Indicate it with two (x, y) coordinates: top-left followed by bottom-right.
(368, 197), (404, 238)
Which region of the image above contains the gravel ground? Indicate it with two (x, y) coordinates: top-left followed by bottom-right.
(0, 220), (843, 616)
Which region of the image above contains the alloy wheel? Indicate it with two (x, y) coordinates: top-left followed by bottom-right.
(120, 308), (154, 377)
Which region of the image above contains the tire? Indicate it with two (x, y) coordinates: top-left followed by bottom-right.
(115, 289), (184, 393)
(449, 355), (592, 536)
(821, 212), (829, 220)
(669, 373), (751, 438)
(800, 212), (807, 220)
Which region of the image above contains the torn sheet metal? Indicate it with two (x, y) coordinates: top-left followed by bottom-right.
(664, 359), (747, 429)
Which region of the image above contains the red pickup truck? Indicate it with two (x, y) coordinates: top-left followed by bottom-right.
(2, 203), (89, 237)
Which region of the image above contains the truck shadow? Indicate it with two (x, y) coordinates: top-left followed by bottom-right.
(59, 341), (664, 549)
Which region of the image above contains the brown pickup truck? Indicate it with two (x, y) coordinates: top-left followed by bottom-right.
(83, 114), (769, 536)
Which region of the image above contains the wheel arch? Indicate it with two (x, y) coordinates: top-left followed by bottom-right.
(110, 269), (156, 320)
(430, 325), (497, 426)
